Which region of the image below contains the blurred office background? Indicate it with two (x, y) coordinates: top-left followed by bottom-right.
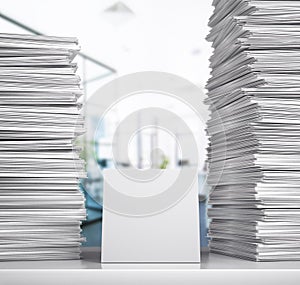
(0, 0), (213, 248)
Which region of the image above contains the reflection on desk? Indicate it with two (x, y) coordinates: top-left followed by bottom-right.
(0, 247), (300, 270)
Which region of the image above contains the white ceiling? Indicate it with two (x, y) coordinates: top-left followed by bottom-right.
(0, 0), (213, 89)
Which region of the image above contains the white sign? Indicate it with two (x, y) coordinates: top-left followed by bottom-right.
(101, 169), (200, 263)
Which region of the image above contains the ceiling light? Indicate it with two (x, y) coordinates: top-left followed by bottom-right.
(102, 1), (135, 26)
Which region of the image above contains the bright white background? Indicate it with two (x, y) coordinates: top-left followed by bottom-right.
(0, 0), (213, 170)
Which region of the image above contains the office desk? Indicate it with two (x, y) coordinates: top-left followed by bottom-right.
(0, 247), (300, 285)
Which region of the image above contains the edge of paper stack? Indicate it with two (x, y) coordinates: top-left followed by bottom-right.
(0, 33), (86, 261)
(206, 0), (300, 261)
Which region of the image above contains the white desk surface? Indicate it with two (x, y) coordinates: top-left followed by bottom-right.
(1, 247), (300, 285)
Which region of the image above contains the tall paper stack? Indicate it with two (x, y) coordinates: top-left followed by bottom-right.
(206, 0), (300, 261)
(0, 33), (86, 260)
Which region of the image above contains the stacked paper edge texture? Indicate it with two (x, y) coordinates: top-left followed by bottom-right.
(206, 0), (300, 261)
(0, 33), (86, 260)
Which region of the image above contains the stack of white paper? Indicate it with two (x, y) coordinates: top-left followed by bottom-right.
(0, 33), (86, 260)
(206, 0), (300, 261)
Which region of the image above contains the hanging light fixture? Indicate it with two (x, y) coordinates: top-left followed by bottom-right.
(102, 1), (135, 26)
